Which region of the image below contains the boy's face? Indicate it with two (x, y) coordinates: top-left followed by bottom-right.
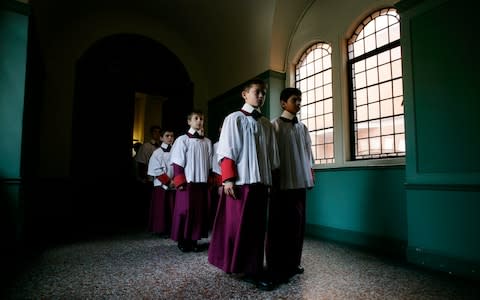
(152, 128), (162, 141)
(282, 94), (302, 114)
(188, 113), (204, 130)
(161, 131), (175, 145)
(242, 84), (266, 108)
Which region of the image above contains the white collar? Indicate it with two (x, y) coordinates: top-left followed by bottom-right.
(241, 103), (261, 114)
(281, 110), (297, 120)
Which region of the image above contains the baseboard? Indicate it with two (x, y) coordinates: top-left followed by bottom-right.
(305, 224), (407, 260)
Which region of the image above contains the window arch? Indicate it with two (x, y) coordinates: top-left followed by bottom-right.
(296, 42), (334, 164)
(348, 8), (405, 160)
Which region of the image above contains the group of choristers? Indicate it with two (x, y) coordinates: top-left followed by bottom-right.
(144, 79), (314, 292)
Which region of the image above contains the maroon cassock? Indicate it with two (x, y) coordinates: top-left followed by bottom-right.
(170, 182), (209, 242)
(148, 187), (176, 235)
(265, 188), (306, 275)
(208, 184), (268, 275)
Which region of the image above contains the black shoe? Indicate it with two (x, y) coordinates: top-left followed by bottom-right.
(256, 278), (276, 291)
(177, 241), (192, 252)
(240, 274), (257, 284)
(296, 266), (304, 274)
(193, 242), (209, 252)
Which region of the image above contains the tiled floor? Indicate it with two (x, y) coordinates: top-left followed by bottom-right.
(3, 231), (479, 299)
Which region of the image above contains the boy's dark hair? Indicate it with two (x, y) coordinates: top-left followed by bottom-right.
(242, 78), (267, 92)
(280, 87), (302, 102)
(160, 128), (174, 136)
(188, 109), (204, 120)
(150, 125), (161, 134)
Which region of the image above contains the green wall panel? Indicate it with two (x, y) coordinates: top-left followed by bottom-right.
(410, 0), (479, 174)
(407, 189), (480, 262)
(306, 166), (406, 241)
(0, 9), (28, 179)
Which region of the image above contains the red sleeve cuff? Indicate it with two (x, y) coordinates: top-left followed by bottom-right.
(221, 158), (237, 182)
(173, 174), (187, 187)
(157, 173), (171, 185)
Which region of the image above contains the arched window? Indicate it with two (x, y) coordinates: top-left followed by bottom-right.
(296, 42), (334, 164)
(348, 8), (405, 159)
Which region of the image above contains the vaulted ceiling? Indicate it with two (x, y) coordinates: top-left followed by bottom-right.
(30, 0), (312, 96)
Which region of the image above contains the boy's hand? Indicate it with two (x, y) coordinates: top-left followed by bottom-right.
(223, 181), (237, 199)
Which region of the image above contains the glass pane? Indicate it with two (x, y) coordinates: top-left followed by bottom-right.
(378, 63), (391, 81)
(323, 55), (331, 69)
(367, 86), (379, 103)
(369, 137), (381, 154)
(314, 59), (322, 73)
(357, 105), (368, 122)
(353, 40), (364, 57)
(315, 101), (323, 115)
(356, 72), (366, 89)
(300, 65), (306, 79)
(325, 143), (334, 158)
(306, 52), (314, 63)
(393, 96), (404, 115)
(381, 117), (394, 135)
(307, 76), (315, 90)
(315, 87), (323, 102)
(393, 78), (403, 97)
(389, 22), (400, 41)
(358, 138), (369, 155)
(392, 59), (402, 78)
(308, 117), (315, 130)
(368, 102), (380, 119)
(369, 119), (380, 137)
(325, 112), (333, 128)
(380, 99), (393, 117)
(376, 15), (388, 31)
(363, 20), (375, 36)
(395, 133), (405, 152)
(366, 55), (377, 70)
(325, 128), (334, 143)
(355, 60), (365, 73)
(316, 145), (325, 159)
(307, 62), (315, 76)
(382, 135), (395, 153)
(394, 115), (405, 133)
(324, 83), (332, 99)
(367, 67), (379, 86)
(357, 122), (369, 139)
(365, 34), (376, 53)
(324, 69), (332, 84)
(356, 88), (367, 106)
(315, 115), (324, 129)
(391, 46), (401, 60)
(315, 73), (323, 87)
(307, 103), (315, 117)
(378, 51), (390, 65)
(379, 81), (392, 100)
(376, 27), (389, 48)
(307, 89), (315, 104)
(324, 98), (332, 113)
(299, 80), (307, 92)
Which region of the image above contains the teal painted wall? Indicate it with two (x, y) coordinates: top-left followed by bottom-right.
(0, 8), (28, 179)
(306, 167), (406, 243)
(0, 2), (29, 247)
(399, 0), (480, 278)
(407, 189), (480, 262)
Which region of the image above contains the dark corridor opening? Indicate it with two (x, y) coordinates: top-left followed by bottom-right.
(71, 34), (192, 234)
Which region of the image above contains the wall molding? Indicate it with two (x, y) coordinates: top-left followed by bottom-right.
(405, 183), (480, 192)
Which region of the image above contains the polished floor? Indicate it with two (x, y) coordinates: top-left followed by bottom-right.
(2, 231), (479, 299)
